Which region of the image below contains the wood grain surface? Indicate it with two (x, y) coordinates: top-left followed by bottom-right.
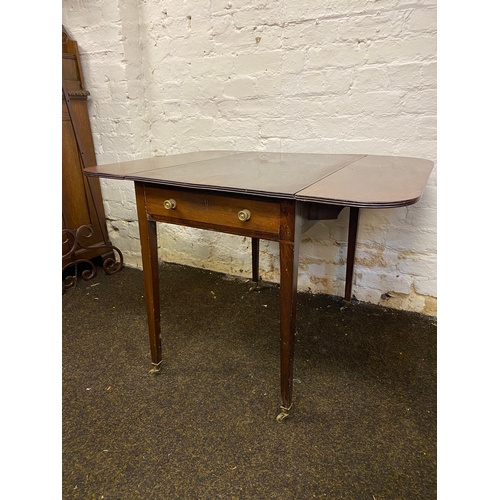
(85, 151), (433, 208)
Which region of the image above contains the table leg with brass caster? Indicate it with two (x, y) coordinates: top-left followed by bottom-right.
(340, 300), (351, 313)
(344, 206), (359, 303)
(136, 183), (163, 374)
(277, 201), (301, 422)
(251, 237), (260, 283)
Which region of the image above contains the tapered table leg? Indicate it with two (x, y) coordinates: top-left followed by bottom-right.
(344, 206), (359, 303)
(276, 201), (301, 422)
(251, 237), (260, 283)
(135, 182), (162, 373)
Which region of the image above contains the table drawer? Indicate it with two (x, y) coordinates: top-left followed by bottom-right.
(143, 185), (281, 235)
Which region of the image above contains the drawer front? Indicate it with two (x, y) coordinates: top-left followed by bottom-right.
(143, 185), (281, 235)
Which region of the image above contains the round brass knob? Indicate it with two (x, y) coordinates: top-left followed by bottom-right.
(163, 199), (177, 210)
(238, 209), (251, 221)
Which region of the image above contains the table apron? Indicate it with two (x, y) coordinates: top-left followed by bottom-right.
(147, 213), (281, 241)
(142, 184), (284, 239)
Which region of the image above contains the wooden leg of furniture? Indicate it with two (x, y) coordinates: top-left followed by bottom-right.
(251, 237), (260, 283)
(276, 202), (301, 422)
(135, 183), (162, 374)
(344, 206), (359, 304)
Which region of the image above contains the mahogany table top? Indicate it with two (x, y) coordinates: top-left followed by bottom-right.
(84, 151), (434, 208)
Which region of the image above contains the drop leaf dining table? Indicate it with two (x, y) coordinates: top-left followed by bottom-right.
(84, 151), (433, 421)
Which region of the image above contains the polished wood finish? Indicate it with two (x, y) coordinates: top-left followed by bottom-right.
(251, 238), (260, 283)
(85, 150), (433, 419)
(278, 201), (303, 412)
(85, 151), (238, 180)
(86, 152), (365, 198)
(62, 26), (112, 268)
(143, 185), (281, 238)
(135, 183), (162, 366)
(345, 207), (360, 302)
(296, 155), (434, 208)
(85, 151), (433, 207)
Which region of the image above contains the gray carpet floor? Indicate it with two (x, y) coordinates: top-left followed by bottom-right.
(62, 262), (436, 499)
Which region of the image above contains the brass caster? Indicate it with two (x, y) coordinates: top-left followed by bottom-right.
(249, 281), (263, 292)
(276, 411), (289, 423)
(148, 361), (162, 375)
(249, 280), (274, 292)
(276, 405), (292, 422)
(340, 300), (351, 313)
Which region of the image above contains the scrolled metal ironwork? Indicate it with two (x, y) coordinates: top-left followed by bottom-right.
(102, 248), (124, 275)
(62, 224), (124, 290)
(62, 228), (78, 260)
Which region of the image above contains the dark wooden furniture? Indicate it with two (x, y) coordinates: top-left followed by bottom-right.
(85, 151), (433, 420)
(62, 26), (121, 286)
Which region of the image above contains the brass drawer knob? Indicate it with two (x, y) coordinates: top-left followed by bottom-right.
(164, 199), (177, 210)
(238, 209), (251, 221)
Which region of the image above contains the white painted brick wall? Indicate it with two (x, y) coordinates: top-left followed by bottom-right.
(62, 0), (437, 315)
